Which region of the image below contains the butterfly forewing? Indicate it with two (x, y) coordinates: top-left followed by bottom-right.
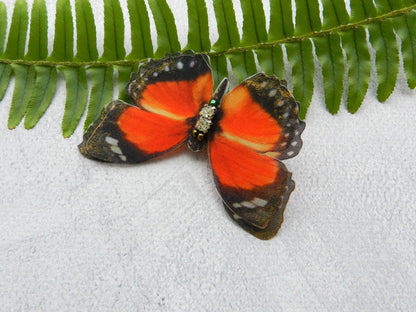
(223, 173), (295, 240)
(78, 100), (190, 162)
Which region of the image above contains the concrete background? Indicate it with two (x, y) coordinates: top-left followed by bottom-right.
(1, 0), (416, 311)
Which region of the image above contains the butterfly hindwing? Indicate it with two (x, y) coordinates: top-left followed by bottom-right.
(209, 73), (304, 239)
(127, 52), (213, 120)
(79, 53), (214, 163)
(217, 73), (305, 160)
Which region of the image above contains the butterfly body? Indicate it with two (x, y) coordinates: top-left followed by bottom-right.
(187, 77), (229, 152)
(79, 52), (305, 239)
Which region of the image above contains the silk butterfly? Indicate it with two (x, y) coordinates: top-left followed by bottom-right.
(79, 52), (305, 240)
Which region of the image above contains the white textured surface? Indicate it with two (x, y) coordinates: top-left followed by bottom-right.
(1, 1), (416, 311)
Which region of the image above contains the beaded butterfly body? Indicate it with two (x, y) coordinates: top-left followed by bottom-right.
(79, 52), (305, 240)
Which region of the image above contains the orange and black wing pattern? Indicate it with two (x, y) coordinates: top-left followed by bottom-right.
(79, 53), (213, 163)
(209, 73), (305, 239)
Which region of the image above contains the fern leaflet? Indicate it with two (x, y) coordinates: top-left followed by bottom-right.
(0, 0), (415, 136)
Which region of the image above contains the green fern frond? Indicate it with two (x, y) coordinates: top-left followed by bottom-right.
(0, 0), (415, 136)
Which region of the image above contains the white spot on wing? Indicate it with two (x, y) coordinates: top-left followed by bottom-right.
(105, 136), (119, 145)
(251, 197), (268, 207)
(119, 155), (127, 162)
(164, 65), (170, 72)
(241, 201), (256, 209)
(189, 60), (195, 68)
(152, 72), (158, 77)
(233, 214), (242, 220)
(177, 61), (183, 69)
(232, 203), (242, 208)
(268, 89), (277, 97)
(110, 145), (123, 155)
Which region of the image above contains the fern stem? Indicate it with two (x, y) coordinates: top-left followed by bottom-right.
(211, 5), (416, 57)
(0, 4), (414, 68)
(0, 59), (140, 67)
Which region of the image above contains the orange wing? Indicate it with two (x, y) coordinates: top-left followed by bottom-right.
(217, 74), (304, 159)
(209, 73), (304, 239)
(127, 53), (213, 119)
(79, 53), (213, 163)
(79, 100), (192, 163)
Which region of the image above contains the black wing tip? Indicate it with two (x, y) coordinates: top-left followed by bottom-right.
(224, 204), (284, 240)
(78, 141), (88, 156)
(220, 163), (295, 240)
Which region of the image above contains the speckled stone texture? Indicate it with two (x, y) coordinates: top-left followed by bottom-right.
(1, 0), (416, 311)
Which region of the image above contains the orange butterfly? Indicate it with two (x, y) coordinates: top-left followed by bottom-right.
(79, 52), (305, 240)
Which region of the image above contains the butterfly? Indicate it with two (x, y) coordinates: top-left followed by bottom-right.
(78, 52), (305, 240)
